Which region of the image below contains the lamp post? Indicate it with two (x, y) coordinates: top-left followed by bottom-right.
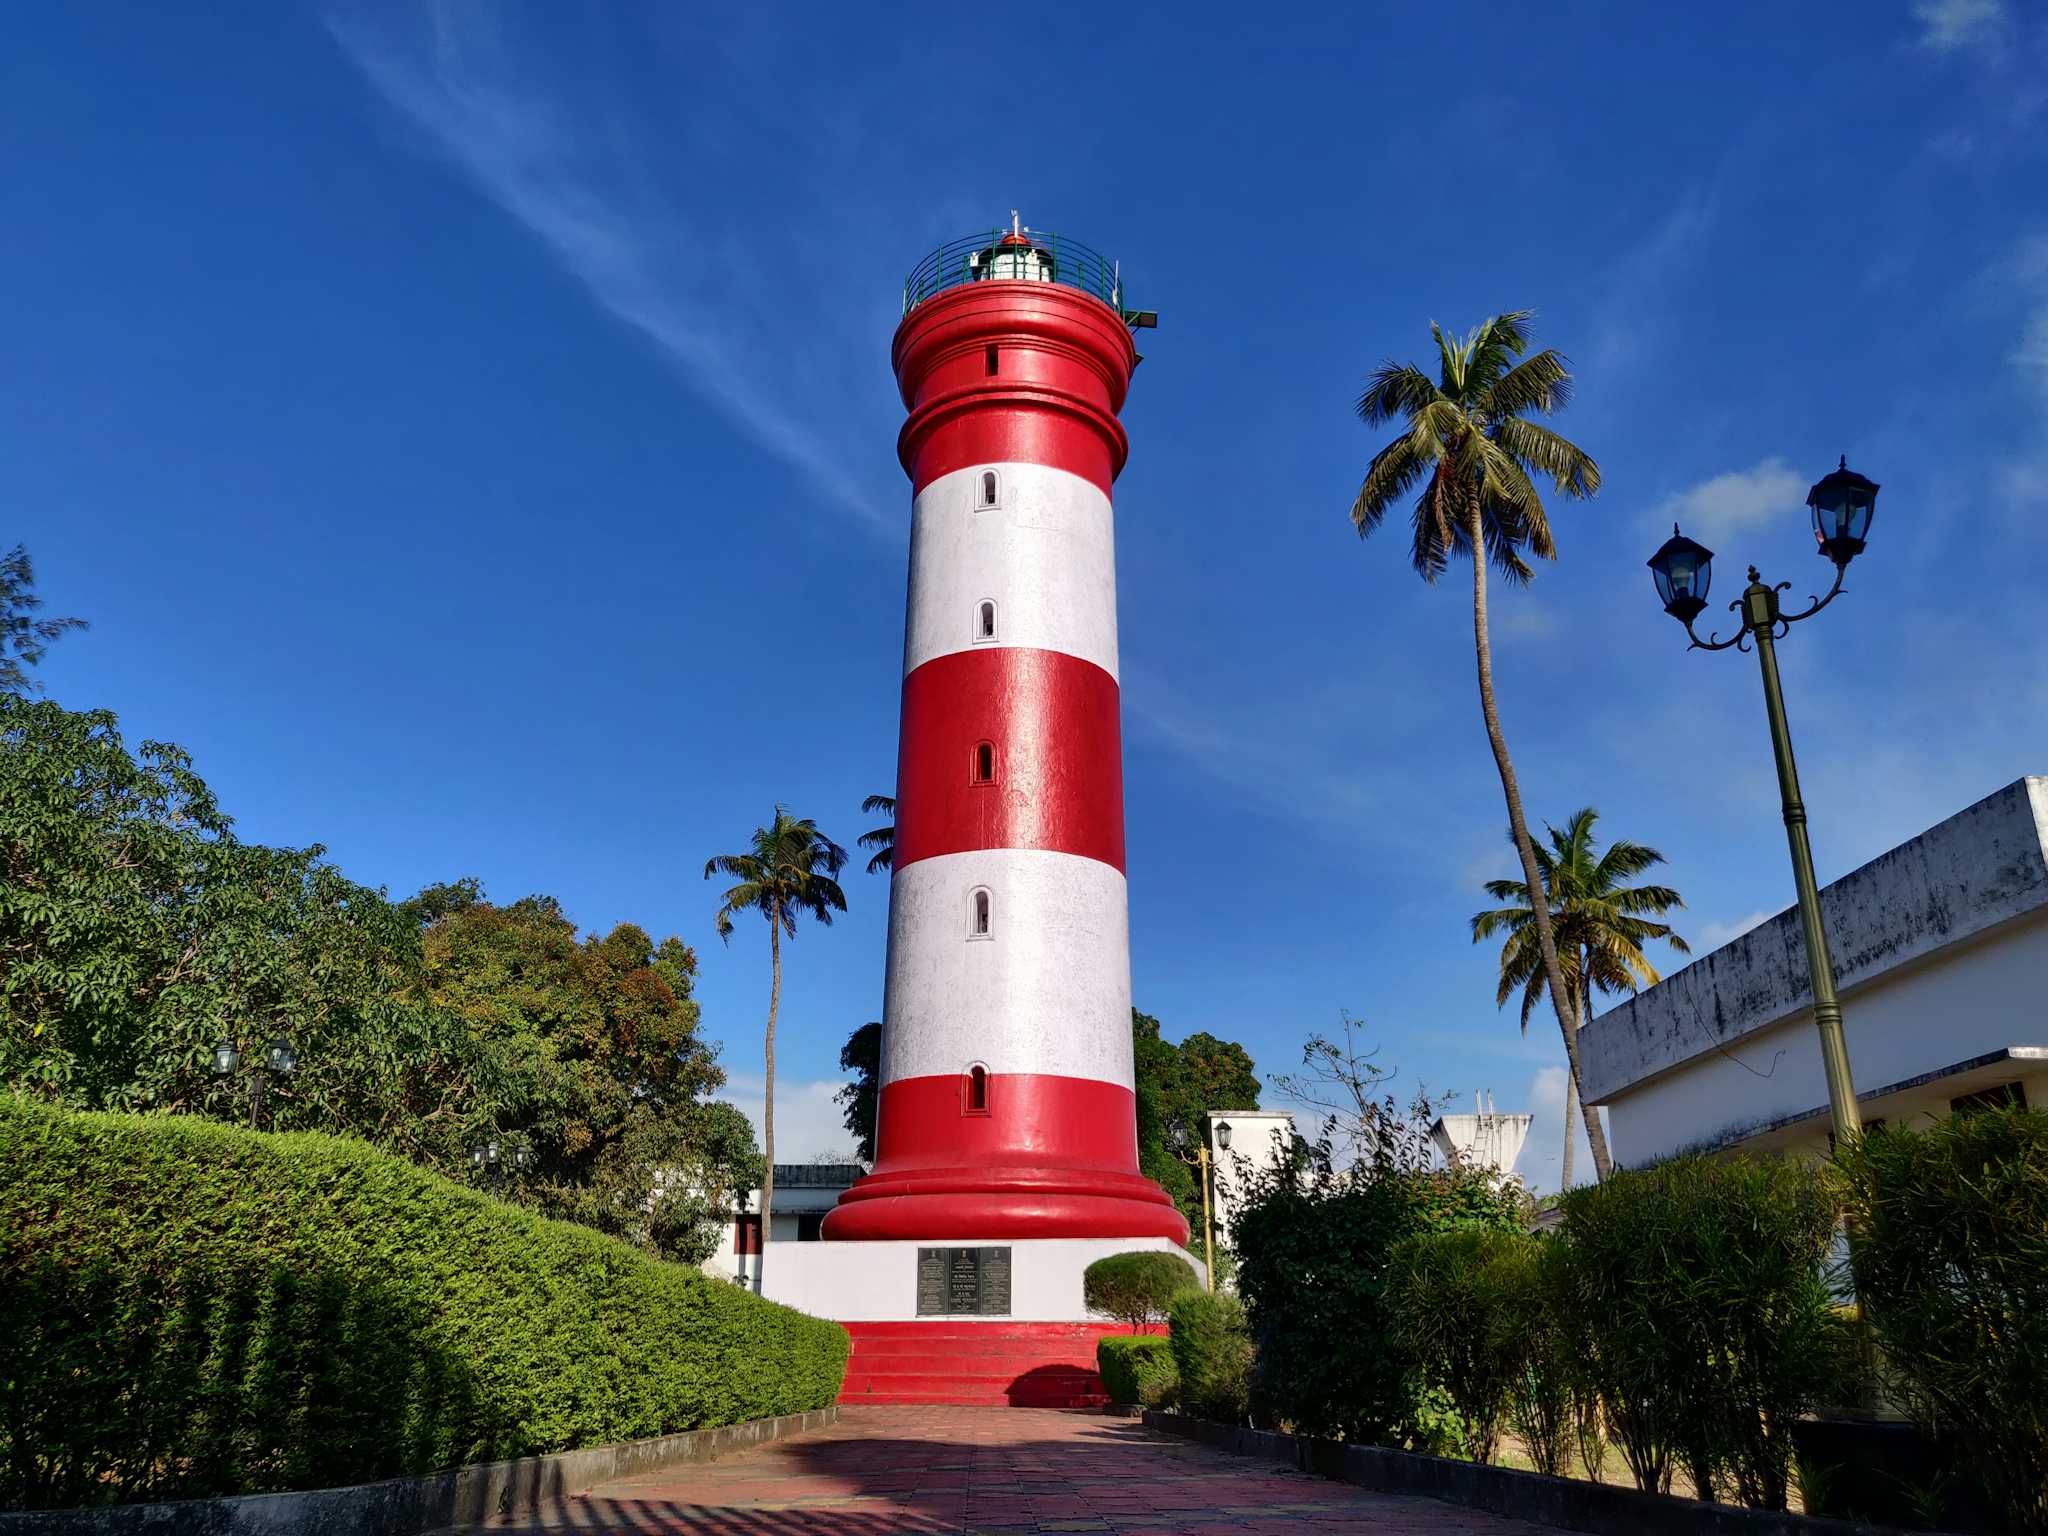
(1647, 457), (1879, 1151)
(210, 1034), (298, 1130)
(469, 1137), (530, 1193)
(1170, 1118), (1232, 1290)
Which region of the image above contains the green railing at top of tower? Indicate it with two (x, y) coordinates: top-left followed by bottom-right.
(902, 228), (1147, 325)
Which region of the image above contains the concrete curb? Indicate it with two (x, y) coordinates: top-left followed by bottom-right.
(3, 1406), (838, 1536)
(1142, 1412), (1934, 1535)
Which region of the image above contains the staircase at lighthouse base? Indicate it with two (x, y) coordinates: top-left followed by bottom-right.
(838, 1321), (1127, 1409)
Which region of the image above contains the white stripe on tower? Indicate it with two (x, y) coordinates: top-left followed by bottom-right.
(880, 848), (1134, 1087)
(902, 461), (1119, 680)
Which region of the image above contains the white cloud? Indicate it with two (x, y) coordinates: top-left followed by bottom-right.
(720, 1073), (854, 1163)
(1695, 908), (1775, 953)
(1589, 189), (1715, 376)
(325, 8), (890, 536)
(1913, 0), (2006, 51)
(1650, 456), (1807, 543)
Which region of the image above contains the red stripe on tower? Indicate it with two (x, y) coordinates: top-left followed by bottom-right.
(825, 222), (1184, 1244)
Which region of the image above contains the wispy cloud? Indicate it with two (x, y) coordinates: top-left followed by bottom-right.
(1650, 456), (1807, 542)
(1588, 189), (1715, 377)
(1695, 907), (1774, 953)
(326, 7), (891, 535)
(1913, 0), (2007, 52)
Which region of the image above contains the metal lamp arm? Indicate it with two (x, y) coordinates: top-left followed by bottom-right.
(1776, 561), (1849, 627)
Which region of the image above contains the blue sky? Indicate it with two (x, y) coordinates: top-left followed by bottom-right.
(8, 2), (2045, 1190)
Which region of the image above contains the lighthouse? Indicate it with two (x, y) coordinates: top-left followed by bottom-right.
(824, 220), (1186, 1247)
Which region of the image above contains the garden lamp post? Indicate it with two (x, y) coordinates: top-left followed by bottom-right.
(210, 1034), (297, 1130)
(1647, 457), (1879, 1151)
(1170, 1119), (1230, 1290)
(469, 1137), (530, 1193)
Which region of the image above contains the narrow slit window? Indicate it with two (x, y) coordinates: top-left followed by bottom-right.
(971, 888), (991, 937)
(978, 470), (999, 509)
(984, 344), (999, 376)
(966, 1064), (989, 1112)
(977, 601), (996, 640)
(973, 741), (995, 783)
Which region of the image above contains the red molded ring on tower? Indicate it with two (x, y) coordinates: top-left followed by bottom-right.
(893, 646), (1125, 874)
(894, 282), (1137, 497)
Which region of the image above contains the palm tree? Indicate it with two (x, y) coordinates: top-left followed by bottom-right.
(1472, 808), (1690, 1188)
(1352, 310), (1615, 1178)
(705, 807), (847, 1286)
(858, 794), (895, 875)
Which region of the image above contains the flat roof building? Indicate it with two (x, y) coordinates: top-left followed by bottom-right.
(1580, 777), (2048, 1165)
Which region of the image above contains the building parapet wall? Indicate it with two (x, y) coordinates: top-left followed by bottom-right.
(1580, 777), (2048, 1106)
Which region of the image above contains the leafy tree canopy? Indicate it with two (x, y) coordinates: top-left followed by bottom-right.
(1131, 1008), (1262, 1241)
(0, 544), (86, 695)
(0, 694), (758, 1263)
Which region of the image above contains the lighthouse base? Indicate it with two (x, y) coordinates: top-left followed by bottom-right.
(821, 1165), (1188, 1243)
(757, 1236), (1202, 1409)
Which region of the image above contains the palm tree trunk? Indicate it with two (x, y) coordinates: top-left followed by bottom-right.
(1465, 501), (1614, 1181)
(761, 910), (780, 1293)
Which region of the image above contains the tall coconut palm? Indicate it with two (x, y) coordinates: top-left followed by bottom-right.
(1352, 310), (1614, 1178)
(1471, 808), (1690, 1188)
(706, 806), (847, 1286)
(858, 793), (895, 875)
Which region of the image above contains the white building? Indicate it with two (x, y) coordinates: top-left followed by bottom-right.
(702, 1163), (864, 1288)
(1203, 1109), (1296, 1246)
(1580, 778), (2047, 1165)
(1430, 1094), (1533, 1179)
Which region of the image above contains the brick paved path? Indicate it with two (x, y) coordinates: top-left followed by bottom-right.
(479, 1406), (1556, 1534)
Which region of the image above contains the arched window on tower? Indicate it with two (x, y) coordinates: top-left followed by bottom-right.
(975, 600), (997, 642)
(973, 741), (996, 784)
(969, 887), (992, 939)
(963, 1063), (989, 1114)
(977, 470), (1000, 510)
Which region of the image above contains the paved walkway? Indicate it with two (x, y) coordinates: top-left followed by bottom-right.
(482, 1407), (1556, 1534)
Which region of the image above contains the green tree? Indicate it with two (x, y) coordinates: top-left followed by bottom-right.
(1351, 310), (1609, 1178)
(0, 545), (86, 695)
(836, 1019), (881, 1162)
(416, 892), (750, 1261)
(0, 696), (513, 1163)
(1471, 807), (1687, 1189)
(706, 806), (847, 1282)
(1131, 1009), (1263, 1240)
(857, 793), (894, 875)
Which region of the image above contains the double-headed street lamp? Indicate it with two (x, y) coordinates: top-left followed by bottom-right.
(1647, 457), (1880, 1151)
(1170, 1118), (1233, 1290)
(211, 1034), (298, 1130)
(469, 1136), (532, 1192)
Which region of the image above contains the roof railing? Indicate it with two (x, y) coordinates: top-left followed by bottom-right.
(902, 227), (1138, 323)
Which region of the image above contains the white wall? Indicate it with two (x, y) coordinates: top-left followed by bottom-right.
(1203, 1111), (1295, 1246)
(758, 1235), (1202, 1322)
(1604, 915), (2048, 1164)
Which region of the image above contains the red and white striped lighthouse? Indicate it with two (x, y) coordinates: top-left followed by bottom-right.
(826, 221), (1186, 1245)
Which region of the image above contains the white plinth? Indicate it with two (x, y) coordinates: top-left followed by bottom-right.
(757, 1235), (1201, 1322)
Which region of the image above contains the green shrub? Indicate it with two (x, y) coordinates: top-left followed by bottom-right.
(1096, 1334), (1177, 1408)
(1233, 1144), (1523, 1444)
(1388, 1227), (1536, 1464)
(1083, 1250), (1199, 1333)
(1167, 1290), (1253, 1423)
(1837, 1108), (2048, 1535)
(1558, 1154), (1840, 1509)
(0, 1096), (849, 1510)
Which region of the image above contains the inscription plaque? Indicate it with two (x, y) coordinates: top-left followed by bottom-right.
(915, 1246), (1013, 1316)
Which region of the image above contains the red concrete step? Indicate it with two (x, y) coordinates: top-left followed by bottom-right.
(837, 1321), (1124, 1410)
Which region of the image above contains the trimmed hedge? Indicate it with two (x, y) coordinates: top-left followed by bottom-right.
(1838, 1107), (2048, 1534)
(1168, 1290), (1253, 1423)
(1083, 1250), (1199, 1332)
(1096, 1334), (1177, 1408)
(0, 1096), (849, 1510)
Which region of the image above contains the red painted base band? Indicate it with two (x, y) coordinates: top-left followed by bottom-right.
(839, 1321), (1130, 1409)
(824, 1075), (1187, 1243)
(893, 647), (1124, 873)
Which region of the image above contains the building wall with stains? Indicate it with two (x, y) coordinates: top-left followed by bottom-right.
(1581, 776), (2048, 1165)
